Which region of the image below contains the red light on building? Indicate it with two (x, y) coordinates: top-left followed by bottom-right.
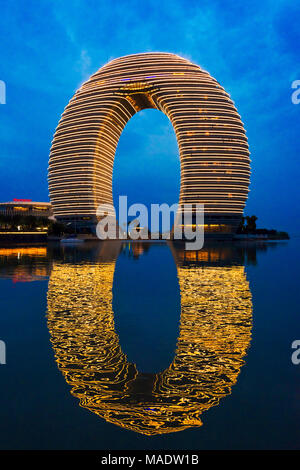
(13, 198), (32, 202)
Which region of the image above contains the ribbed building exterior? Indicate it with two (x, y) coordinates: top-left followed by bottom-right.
(48, 52), (250, 234)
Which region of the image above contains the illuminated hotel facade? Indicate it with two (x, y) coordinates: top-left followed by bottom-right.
(48, 53), (250, 234)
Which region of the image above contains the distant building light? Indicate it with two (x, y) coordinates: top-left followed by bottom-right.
(13, 206), (28, 211)
(13, 198), (32, 202)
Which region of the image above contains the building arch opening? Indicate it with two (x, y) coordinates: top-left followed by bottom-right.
(113, 109), (180, 235)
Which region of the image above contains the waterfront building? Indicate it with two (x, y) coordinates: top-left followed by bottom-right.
(0, 199), (52, 219)
(49, 53), (250, 234)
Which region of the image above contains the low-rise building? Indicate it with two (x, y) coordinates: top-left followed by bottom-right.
(0, 199), (53, 218)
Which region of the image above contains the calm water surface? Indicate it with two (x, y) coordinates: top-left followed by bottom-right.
(0, 239), (299, 450)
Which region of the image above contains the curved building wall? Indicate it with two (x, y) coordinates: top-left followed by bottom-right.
(48, 52), (250, 233)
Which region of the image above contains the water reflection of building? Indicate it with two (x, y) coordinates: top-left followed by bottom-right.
(0, 247), (51, 282)
(170, 240), (264, 266)
(121, 241), (151, 259)
(47, 242), (253, 435)
(0, 242), (122, 282)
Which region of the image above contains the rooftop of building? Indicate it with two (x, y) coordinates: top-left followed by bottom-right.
(0, 200), (52, 206)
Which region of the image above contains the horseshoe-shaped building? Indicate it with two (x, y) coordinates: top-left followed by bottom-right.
(48, 52), (250, 234)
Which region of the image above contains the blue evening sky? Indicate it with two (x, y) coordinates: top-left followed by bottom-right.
(0, 0), (299, 233)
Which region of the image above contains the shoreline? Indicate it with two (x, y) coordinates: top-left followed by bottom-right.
(0, 233), (290, 247)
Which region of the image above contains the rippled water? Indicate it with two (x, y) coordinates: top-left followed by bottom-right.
(0, 240), (299, 449)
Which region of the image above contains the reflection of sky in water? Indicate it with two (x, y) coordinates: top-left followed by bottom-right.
(113, 243), (180, 374)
